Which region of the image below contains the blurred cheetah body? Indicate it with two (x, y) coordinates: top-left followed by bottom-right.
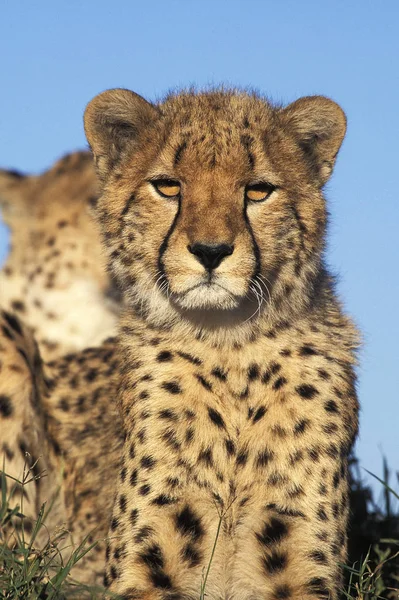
(0, 308), (122, 585)
(0, 151), (119, 361)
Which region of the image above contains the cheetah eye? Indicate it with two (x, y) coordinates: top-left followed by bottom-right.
(152, 179), (181, 198)
(245, 182), (276, 202)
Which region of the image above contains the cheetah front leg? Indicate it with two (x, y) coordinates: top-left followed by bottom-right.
(0, 311), (63, 545)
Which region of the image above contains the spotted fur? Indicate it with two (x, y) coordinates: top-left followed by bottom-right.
(0, 308), (122, 585)
(80, 88), (360, 599)
(0, 151), (120, 361)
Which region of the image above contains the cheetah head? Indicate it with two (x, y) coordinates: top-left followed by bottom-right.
(84, 89), (346, 332)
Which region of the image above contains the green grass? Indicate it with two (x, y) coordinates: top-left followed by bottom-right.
(1, 457), (399, 599)
(0, 464), (111, 599)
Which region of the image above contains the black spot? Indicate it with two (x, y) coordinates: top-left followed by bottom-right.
(236, 450), (248, 467)
(11, 300), (25, 313)
(157, 351), (173, 362)
(326, 443), (339, 458)
(319, 483), (328, 495)
(162, 429), (181, 451)
(256, 448), (274, 468)
(180, 426), (192, 446)
(84, 368), (98, 382)
(263, 551), (287, 574)
(274, 584), (292, 599)
(141, 456), (156, 469)
(318, 369), (330, 380)
(253, 405), (267, 423)
(3, 311), (23, 336)
(211, 367), (227, 381)
(323, 423), (339, 435)
(256, 518), (288, 546)
(294, 419), (310, 435)
(159, 409), (178, 421)
(2, 443), (14, 460)
(162, 381), (182, 394)
(120, 467), (127, 483)
(317, 506), (329, 521)
(110, 517), (119, 531)
(139, 544), (172, 589)
(309, 549), (328, 564)
(57, 397), (69, 412)
(196, 374), (212, 391)
(119, 495), (127, 513)
(139, 484), (151, 496)
(308, 447), (320, 461)
(307, 577), (330, 598)
(175, 506), (204, 540)
(0, 395), (13, 418)
(280, 349), (291, 357)
(225, 439), (236, 456)
(262, 362), (281, 384)
(287, 484), (304, 498)
(296, 384), (319, 399)
(198, 448), (213, 467)
(177, 351), (202, 365)
(152, 494), (177, 506)
(248, 364), (259, 380)
(207, 407), (225, 428)
(134, 526), (154, 544)
(167, 477), (180, 488)
(273, 377), (287, 391)
(181, 542), (202, 567)
(299, 345), (318, 356)
(130, 469), (138, 487)
(325, 399), (339, 413)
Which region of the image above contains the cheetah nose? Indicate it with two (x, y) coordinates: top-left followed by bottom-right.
(188, 243), (234, 271)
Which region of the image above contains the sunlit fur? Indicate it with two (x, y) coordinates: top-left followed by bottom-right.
(68, 87), (359, 599)
(0, 151), (120, 359)
(88, 90), (338, 346)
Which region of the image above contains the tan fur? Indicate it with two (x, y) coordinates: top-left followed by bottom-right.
(0, 151), (120, 361)
(0, 309), (122, 586)
(82, 88), (359, 599)
(0, 88), (359, 599)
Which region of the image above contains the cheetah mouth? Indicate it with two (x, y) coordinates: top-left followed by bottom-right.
(170, 281), (241, 311)
(169, 284), (264, 329)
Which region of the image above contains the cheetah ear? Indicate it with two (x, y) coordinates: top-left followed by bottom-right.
(84, 88), (160, 182)
(280, 96), (347, 185)
(0, 169), (29, 224)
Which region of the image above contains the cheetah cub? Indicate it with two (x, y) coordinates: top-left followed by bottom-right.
(84, 88), (359, 600)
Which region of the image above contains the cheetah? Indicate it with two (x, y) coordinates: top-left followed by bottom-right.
(82, 87), (360, 600)
(0, 308), (122, 586)
(0, 151), (120, 361)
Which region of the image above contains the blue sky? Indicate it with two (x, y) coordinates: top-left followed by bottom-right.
(1, 0), (398, 497)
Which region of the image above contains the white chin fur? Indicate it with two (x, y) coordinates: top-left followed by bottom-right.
(173, 285), (240, 310)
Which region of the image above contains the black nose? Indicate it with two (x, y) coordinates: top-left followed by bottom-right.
(188, 243), (234, 270)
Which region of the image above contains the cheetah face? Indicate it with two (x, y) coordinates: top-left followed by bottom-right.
(85, 89), (346, 328)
